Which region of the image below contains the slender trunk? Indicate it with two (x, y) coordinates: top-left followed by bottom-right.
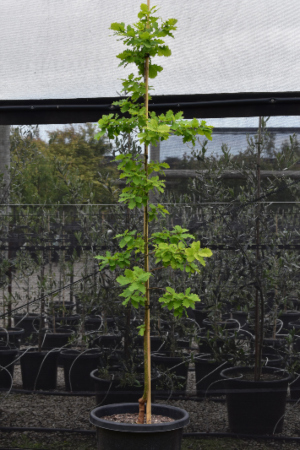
(7, 205), (14, 328)
(1, 127), (11, 326)
(138, 0), (151, 425)
(7, 243), (12, 328)
(0, 126), (10, 202)
(38, 248), (45, 352)
(254, 116), (263, 381)
(62, 211), (65, 315)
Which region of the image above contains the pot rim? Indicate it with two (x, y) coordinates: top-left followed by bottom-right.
(0, 346), (19, 354)
(0, 327), (24, 335)
(151, 352), (189, 360)
(90, 402), (189, 432)
(220, 365), (292, 384)
(90, 368), (160, 383)
(60, 348), (101, 358)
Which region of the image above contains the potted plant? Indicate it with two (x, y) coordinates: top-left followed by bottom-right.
(90, 3), (213, 449)
(220, 118), (293, 435)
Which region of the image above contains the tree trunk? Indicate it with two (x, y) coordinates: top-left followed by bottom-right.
(0, 126), (10, 202)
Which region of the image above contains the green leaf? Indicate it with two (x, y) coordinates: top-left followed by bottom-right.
(141, 31), (150, 39)
(110, 22), (124, 32)
(158, 46), (172, 57)
(140, 3), (148, 12)
(149, 64), (163, 79)
(137, 324), (146, 336)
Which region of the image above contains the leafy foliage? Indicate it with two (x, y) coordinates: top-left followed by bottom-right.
(10, 124), (117, 204)
(95, 4), (213, 328)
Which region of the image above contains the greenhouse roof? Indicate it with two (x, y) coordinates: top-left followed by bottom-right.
(1, 0), (300, 123)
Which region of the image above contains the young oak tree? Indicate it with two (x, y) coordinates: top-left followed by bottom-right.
(95, 2), (213, 424)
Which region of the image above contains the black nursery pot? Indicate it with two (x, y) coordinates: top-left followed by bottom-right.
(261, 335), (289, 357)
(290, 374), (300, 400)
(90, 369), (158, 405)
(197, 332), (234, 354)
(230, 310), (248, 327)
(0, 345), (19, 389)
(194, 308), (209, 327)
(20, 349), (59, 390)
(85, 316), (102, 331)
(151, 352), (189, 397)
(13, 314), (45, 342)
(288, 321), (300, 352)
(221, 366), (292, 434)
(136, 335), (165, 352)
(89, 334), (122, 350)
(60, 349), (101, 391)
(0, 327), (24, 348)
(280, 311), (300, 333)
(194, 354), (231, 397)
(90, 403), (189, 450)
(202, 318), (239, 332)
(35, 328), (74, 351)
(177, 338), (190, 349)
(48, 314), (80, 331)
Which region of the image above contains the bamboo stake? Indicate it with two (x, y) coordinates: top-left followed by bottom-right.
(138, 0), (151, 425)
(145, 0), (151, 425)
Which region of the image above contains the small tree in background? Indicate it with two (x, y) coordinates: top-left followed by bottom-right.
(10, 124), (117, 204)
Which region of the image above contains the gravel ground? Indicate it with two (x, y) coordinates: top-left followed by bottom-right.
(0, 363), (299, 449)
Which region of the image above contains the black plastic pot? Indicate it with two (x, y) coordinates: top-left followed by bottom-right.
(230, 310), (248, 327)
(13, 314), (45, 343)
(194, 308), (209, 327)
(91, 369), (158, 405)
(288, 356), (300, 400)
(102, 317), (117, 332)
(290, 373), (300, 399)
(197, 332), (234, 354)
(279, 311), (300, 333)
(0, 345), (19, 388)
(221, 366), (292, 434)
(244, 353), (285, 370)
(288, 297), (300, 311)
(136, 335), (165, 352)
(34, 328), (74, 350)
(48, 314), (80, 331)
(288, 321), (300, 352)
(90, 403), (189, 450)
(85, 316), (102, 331)
(89, 334), (122, 349)
(0, 327), (24, 348)
(151, 353), (189, 396)
(60, 349), (101, 391)
(20, 349), (59, 390)
(177, 338), (190, 349)
(262, 335), (289, 357)
(194, 354), (231, 397)
(203, 318), (239, 332)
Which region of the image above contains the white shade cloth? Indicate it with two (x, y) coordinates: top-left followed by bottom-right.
(1, 0), (299, 100)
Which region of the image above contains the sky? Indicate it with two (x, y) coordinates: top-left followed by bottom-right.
(1, 0), (300, 100)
